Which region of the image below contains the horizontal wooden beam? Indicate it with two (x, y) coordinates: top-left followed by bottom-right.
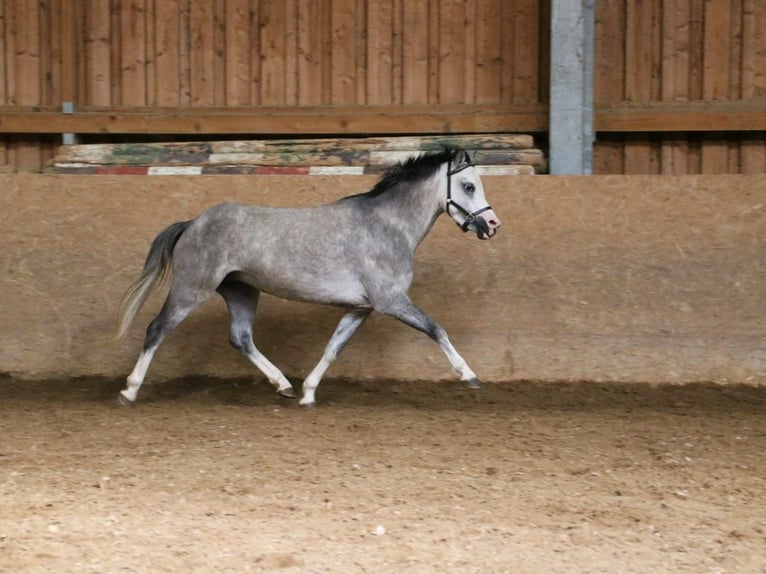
(594, 100), (766, 132)
(0, 104), (548, 135)
(1, 100), (764, 135)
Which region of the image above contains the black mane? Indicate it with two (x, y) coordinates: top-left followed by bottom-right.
(364, 146), (463, 198)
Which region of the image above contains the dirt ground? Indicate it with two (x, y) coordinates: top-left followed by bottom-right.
(1, 376), (764, 574)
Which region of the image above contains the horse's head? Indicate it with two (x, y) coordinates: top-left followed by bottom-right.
(444, 149), (501, 240)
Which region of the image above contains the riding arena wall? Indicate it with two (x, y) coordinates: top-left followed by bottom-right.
(1, 173), (764, 386)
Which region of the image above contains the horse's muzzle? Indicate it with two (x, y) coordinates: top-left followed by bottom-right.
(475, 209), (501, 240)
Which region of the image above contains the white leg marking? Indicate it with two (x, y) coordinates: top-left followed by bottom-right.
(300, 310), (370, 406)
(121, 346), (158, 402)
(299, 357), (332, 407)
(438, 337), (477, 381)
(242, 347), (293, 393)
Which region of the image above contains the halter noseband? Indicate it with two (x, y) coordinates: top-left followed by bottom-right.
(446, 156), (493, 232)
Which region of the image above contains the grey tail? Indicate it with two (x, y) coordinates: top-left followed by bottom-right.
(115, 220), (191, 340)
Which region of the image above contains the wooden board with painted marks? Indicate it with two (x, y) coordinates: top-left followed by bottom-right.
(49, 134), (547, 174)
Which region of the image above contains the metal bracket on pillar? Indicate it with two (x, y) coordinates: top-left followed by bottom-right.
(62, 102), (78, 146)
(549, 0), (595, 175)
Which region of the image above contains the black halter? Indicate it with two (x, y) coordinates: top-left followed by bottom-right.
(446, 156), (493, 232)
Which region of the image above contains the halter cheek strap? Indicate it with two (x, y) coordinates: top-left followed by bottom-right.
(446, 157), (493, 232)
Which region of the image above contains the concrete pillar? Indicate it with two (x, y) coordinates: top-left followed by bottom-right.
(549, 0), (595, 174)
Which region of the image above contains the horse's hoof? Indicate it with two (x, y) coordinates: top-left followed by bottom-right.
(118, 392), (135, 407)
(462, 377), (484, 390)
(299, 400), (317, 410)
(278, 386), (297, 399)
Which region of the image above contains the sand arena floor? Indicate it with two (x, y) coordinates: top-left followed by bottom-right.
(1, 377), (764, 573)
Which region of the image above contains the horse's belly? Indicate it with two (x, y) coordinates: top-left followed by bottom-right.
(228, 270), (369, 307)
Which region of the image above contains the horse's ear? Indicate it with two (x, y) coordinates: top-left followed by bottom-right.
(455, 148), (473, 167)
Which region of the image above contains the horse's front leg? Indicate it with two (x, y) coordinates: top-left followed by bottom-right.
(300, 308), (372, 407)
(375, 294), (483, 390)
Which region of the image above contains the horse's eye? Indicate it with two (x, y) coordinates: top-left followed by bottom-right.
(463, 182), (476, 193)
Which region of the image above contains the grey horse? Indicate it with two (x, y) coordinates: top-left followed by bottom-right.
(116, 147), (501, 407)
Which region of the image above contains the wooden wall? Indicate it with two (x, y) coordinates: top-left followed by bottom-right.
(0, 0), (550, 171)
(70, 0), (547, 107)
(1, 0), (765, 174)
(595, 0), (766, 174)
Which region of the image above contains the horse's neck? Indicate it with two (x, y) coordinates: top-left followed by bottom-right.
(373, 173), (443, 252)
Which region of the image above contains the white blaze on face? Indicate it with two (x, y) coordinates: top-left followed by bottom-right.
(446, 164), (501, 238)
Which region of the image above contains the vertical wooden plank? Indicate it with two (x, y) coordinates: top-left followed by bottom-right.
(623, 0), (660, 174)
(11, 0), (42, 170)
(248, 0), (262, 105)
(285, 0), (299, 106)
(0, 1), (11, 166)
(121, 0), (147, 105)
(474, 0), (502, 105)
(401, 0), (429, 104)
(687, 0), (704, 100)
(391, 0), (403, 105)
(700, 0), (730, 173)
(109, 0), (122, 105)
(427, 0), (440, 103)
(41, 0), (60, 167)
(260, 0), (288, 105)
(211, 0), (226, 105)
(353, 0), (366, 104)
(330, 0), (357, 104)
(0, 0), (8, 106)
(72, 2), (87, 109)
(0, 0), (7, 181)
(681, 0), (705, 173)
(177, 0), (191, 105)
(513, 0), (539, 103)
(296, 0), (324, 105)
(498, 0), (514, 103)
(537, 0), (551, 105)
(438, 0), (466, 103)
(0, 1), (7, 105)
(189, 0), (215, 105)
(660, 0), (691, 174)
(726, 0), (743, 172)
(39, 0), (55, 105)
(741, 0), (766, 173)
(11, 0), (41, 105)
(593, 1), (624, 173)
(224, 0), (252, 105)
(321, 0), (333, 104)
(144, 0), (156, 104)
(625, 0), (655, 173)
(366, 0), (393, 104)
(92, 0), (115, 106)
(463, 0), (476, 103)
(153, 0), (181, 105)
(83, 0), (112, 105)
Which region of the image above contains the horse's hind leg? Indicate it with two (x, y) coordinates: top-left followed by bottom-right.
(120, 286), (210, 405)
(217, 279), (296, 399)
